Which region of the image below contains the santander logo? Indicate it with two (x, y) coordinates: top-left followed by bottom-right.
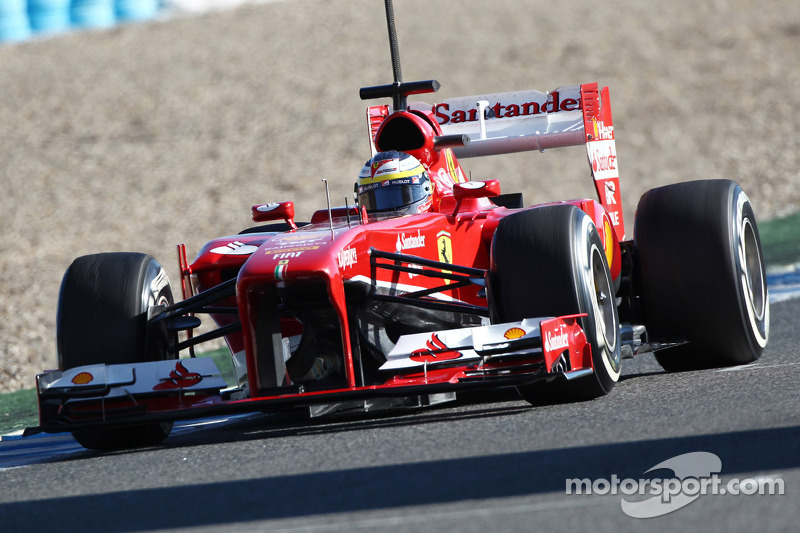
(395, 230), (426, 252)
(588, 138), (619, 182)
(433, 90), (581, 125)
(591, 144), (617, 173)
(544, 327), (570, 352)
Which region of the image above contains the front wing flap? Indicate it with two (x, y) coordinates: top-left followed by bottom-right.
(37, 358), (229, 430)
(381, 314), (592, 375)
(38, 358), (227, 398)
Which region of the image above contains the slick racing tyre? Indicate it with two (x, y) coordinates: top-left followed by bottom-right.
(634, 180), (769, 371)
(489, 205), (621, 403)
(57, 252), (176, 450)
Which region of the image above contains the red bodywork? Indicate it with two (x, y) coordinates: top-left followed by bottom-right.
(37, 80), (624, 431)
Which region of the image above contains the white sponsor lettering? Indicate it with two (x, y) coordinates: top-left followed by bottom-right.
(544, 327), (569, 352)
(263, 245), (320, 254)
(592, 145), (617, 173)
(406, 263), (423, 279)
(395, 230), (426, 252)
(337, 247), (358, 269)
(565, 451), (784, 519)
(604, 180), (617, 205)
(210, 241), (260, 255)
(273, 251), (304, 260)
(270, 237), (323, 248)
(589, 140), (618, 181)
(593, 120), (614, 141)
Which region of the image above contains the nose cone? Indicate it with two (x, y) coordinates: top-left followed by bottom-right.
(234, 224), (366, 393)
(240, 230), (338, 284)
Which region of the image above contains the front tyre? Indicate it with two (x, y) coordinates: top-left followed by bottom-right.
(489, 206), (621, 403)
(57, 252), (176, 449)
(635, 180), (769, 371)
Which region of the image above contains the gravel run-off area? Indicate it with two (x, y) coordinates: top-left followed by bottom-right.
(0, 0), (798, 392)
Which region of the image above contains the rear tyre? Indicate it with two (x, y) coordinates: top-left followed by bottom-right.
(57, 252), (176, 450)
(634, 180), (769, 371)
(489, 206), (621, 404)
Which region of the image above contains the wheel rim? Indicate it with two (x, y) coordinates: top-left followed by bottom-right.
(141, 260), (172, 312)
(589, 243), (620, 377)
(140, 259), (175, 361)
(741, 218), (766, 323)
(738, 212), (769, 349)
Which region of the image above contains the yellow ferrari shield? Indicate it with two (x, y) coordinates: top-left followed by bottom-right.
(437, 231), (453, 284)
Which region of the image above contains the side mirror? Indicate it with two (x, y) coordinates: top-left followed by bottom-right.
(452, 180), (501, 203)
(252, 201), (297, 229)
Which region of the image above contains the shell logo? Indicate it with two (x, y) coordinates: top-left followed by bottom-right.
(504, 327), (526, 340)
(71, 372), (94, 385)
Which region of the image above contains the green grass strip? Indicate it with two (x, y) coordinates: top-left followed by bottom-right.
(759, 211), (800, 267)
(0, 388), (39, 436)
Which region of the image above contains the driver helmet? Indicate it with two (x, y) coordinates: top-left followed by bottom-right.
(357, 151), (432, 215)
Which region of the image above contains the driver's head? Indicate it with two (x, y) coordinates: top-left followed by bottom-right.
(356, 151), (432, 215)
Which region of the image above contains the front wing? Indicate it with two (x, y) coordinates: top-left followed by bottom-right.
(35, 315), (593, 433)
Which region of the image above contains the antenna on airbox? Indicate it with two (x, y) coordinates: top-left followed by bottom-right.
(359, 0), (440, 111)
(384, 0), (403, 91)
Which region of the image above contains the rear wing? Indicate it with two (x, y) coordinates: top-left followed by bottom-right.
(367, 82), (624, 239)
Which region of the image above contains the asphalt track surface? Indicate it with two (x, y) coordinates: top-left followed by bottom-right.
(0, 296), (796, 532)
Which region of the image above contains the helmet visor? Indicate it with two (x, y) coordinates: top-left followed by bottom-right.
(358, 180), (429, 213)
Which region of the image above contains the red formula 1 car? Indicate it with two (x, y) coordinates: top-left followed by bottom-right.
(35, 2), (769, 450)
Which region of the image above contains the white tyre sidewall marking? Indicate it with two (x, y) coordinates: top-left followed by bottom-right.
(578, 215), (621, 382)
(735, 192), (769, 348)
